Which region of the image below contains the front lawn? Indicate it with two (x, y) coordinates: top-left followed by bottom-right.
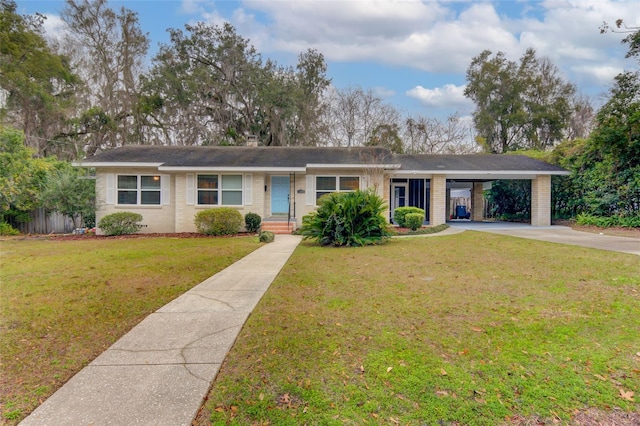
(201, 232), (640, 425)
(0, 236), (260, 424)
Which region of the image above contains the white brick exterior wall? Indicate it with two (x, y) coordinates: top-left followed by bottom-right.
(531, 175), (551, 226)
(430, 175), (447, 226)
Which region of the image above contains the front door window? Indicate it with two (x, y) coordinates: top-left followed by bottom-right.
(391, 184), (407, 223)
(394, 185), (406, 208)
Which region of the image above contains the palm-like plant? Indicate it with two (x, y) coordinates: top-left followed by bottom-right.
(300, 189), (390, 246)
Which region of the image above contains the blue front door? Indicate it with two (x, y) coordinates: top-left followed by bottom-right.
(271, 176), (290, 215)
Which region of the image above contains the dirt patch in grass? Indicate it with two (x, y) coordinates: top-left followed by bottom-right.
(509, 408), (640, 425)
(571, 408), (640, 425)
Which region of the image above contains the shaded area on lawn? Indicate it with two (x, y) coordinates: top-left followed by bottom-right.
(199, 232), (640, 425)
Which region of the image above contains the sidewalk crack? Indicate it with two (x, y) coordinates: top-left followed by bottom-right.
(190, 292), (236, 310)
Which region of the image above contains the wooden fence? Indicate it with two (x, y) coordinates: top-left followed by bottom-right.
(14, 209), (76, 234)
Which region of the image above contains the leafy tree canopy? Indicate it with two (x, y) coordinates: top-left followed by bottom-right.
(144, 22), (330, 147)
(0, 0), (78, 155)
(39, 165), (95, 228)
(0, 126), (58, 218)
(464, 48), (576, 153)
(578, 22), (640, 216)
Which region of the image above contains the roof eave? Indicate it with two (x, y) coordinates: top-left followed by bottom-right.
(73, 161), (164, 168)
(392, 169), (570, 176)
(158, 166), (307, 172)
(306, 163), (401, 169)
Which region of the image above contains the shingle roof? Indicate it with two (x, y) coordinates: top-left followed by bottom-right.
(77, 145), (568, 174)
(79, 146), (394, 167)
(395, 154), (567, 173)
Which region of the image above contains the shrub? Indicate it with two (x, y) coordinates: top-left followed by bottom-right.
(393, 206), (425, 227)
(0, 222), (20, 236)
(300, 189), (390, 247)
(194, 208), (243, 236)
(97, 212), (143, 236)
(576, 213), (640, 228)
(622, 215), (640, 228)
(405, 213), (424, 231)
(259, 230), (275, 243)
(244, 212), (262, 233)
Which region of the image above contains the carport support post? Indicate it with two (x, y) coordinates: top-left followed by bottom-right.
(430, 175), (447, 226)
(472, 182), (484, 222)
(531, 175), (551, 226)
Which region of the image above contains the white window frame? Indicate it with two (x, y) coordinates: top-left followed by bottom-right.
(315, 175), (360, 205)
(116, 175), (162, 206)
(196, 174), (244, 206)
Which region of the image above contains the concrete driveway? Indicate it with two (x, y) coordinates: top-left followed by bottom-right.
(448, 221), (640, 256)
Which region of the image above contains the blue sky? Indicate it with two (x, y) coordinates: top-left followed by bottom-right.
(17, 0), (640, 118)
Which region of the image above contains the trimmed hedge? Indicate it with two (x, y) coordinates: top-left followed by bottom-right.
(393, 206), (425, 227)
(194, 208), (243, 235)
(244, 212), (262, 233)
(259, 230), (275, 243)
(405, 213), (424, 231)
(97, 212), (143, 236)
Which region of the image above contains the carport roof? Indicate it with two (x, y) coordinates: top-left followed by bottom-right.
(395, 154), (568, 174)
(75, 145), (569, 175)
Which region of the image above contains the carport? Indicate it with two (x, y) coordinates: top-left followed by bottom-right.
(388, 154), (570, 227)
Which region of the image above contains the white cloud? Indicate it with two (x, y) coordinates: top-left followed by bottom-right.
(240, 0), (466, 69)
(229, 1), (523, 73)
(224, 0), (639, 89)
(372, 86), (396, 98)
(406, 84), (473, 110)
(180, 0), (212, 15)
(570, 65), (624, 86)
(247, 0), (448, 44)
(41, 13), (67, 44)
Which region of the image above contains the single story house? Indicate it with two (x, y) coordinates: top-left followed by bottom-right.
(75, 146), (570, 234)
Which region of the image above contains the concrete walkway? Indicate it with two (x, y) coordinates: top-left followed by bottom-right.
(448, 222), (640, 256)
(20, 235), (302, 426)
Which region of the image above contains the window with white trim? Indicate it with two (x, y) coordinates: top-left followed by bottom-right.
(117, 175), (161, 205)
(197, 174), (243, 205)
(315, 176), (359, 203)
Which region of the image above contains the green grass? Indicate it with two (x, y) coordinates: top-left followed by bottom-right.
(0, 236), (260, 425)
(201, 232), (640, 425)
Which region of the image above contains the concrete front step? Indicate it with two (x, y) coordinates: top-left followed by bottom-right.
(261, 221), (296, 234)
